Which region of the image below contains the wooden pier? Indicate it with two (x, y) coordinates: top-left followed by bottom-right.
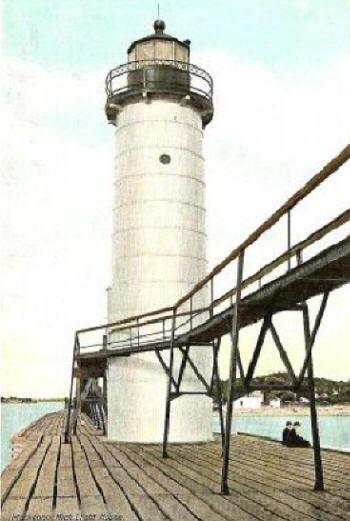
(1, 411), (350, 521)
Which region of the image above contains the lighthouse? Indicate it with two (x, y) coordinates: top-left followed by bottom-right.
(105, 20), (214, 443)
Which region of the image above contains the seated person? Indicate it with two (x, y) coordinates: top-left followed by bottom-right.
(287, 421), (311, 447)
(282, 420), (293, 445)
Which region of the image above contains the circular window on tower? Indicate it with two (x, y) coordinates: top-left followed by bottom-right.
(159, 153), (171, 165)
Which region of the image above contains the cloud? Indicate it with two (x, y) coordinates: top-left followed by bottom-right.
(192, 49), (350, 262)
(2, 58), (113, 396)
(3, 57), (104, 120)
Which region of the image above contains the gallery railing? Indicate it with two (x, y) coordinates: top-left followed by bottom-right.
(105, 59), (213, 103)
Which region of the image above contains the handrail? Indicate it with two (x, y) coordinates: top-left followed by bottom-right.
(77, 306), (210, 336)
(176, 144), (350, 307)
(212, 208), (350, 308)
(77, 305), (173, 334)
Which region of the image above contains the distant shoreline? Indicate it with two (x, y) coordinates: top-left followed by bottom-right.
(222, 404), (350, 416)
(2, 400), (349, 416)
(1, 398), (65, 404)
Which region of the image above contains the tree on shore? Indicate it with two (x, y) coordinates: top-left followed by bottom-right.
(218, 372), (350, 404)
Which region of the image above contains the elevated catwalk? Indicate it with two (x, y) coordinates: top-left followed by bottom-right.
(77, 235), (350, 362)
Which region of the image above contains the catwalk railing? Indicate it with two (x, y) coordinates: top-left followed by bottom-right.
(74, 143), (350, 354)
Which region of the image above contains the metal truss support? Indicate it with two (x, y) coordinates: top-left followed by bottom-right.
(94, 403), (101, 429)
(303, 304), (324, 490)
(92, 404), (97, 427)
(88, 404), (93, 424)
(296, 250), (328, 491)
(269, 320), (297, 384)
(98, 404), (103, 431)
(72, 377), (81, 435)
(297, 292), (329, 385)
(161, 315), (225, 457)
(236, 344), (245, 380)
(155, 350), (178, 390)
(95, 404), (100, 429)
(90, 403), (95, 426)
(89, 404), (96, 426)
(95, 383), (107, 434)
(219, 250), (329, 494)
(103, 375), (107, 404)
(70, 376), (107, 434)
(98, 402), (106, 435)
(162, 308), (177, 458)
(178, 347), (211, 394)
(244, 316), (270, 387)
(211, 338), (225, 449)
(177, 345), (190, 392)
(64, 335), (79, 443)
(93, 404), (97, 427)
(221, 251), (244, 495)
(301, 294), (328, 492)
(155, 251), (328, 493)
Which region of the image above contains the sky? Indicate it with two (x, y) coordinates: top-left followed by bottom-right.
(1, 0), (350, 397)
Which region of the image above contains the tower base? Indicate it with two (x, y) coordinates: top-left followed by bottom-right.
(107, 354), (213, 443)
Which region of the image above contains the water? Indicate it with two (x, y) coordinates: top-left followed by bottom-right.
(1, 402), (63, 471)
(213, 414), (350, 451)
(2, 405), (349, 472)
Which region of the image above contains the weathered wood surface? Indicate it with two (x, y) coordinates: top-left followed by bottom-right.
(1, 411), (350, 521)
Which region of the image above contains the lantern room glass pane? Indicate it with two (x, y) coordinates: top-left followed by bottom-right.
(155, 40), (173, 60)
(128, 49), (136, 62)
(137, 41), (155, 60)
(175, 44), (188, 62)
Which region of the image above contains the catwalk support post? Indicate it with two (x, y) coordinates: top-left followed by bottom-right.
(221, 251), (244, 494)
(64, 334), (79, 443)
(302, 300), (328, 491)
(162, 308), (177, 458)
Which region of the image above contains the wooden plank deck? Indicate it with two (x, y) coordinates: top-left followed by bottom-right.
(1, 411), (350, 521)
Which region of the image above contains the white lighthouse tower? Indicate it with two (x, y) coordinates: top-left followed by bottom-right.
(105, 20), (214, 443)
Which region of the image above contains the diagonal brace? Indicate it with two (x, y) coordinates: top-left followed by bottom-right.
(155, 349), (178, 390)
(297, 292), (329, 387)
(81, 378), (94, 401)
(302, 302), (324, 490)
(229, 328), (245, 380)
(210, 342), (219, 393)
(221, 251), (244, 495)
(179, 347), (211, 393)
(211, 338), (225, 448)
(244, 314), (271, 387)
(269, 320), (297, 385)
(177, 345), (190, 392)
